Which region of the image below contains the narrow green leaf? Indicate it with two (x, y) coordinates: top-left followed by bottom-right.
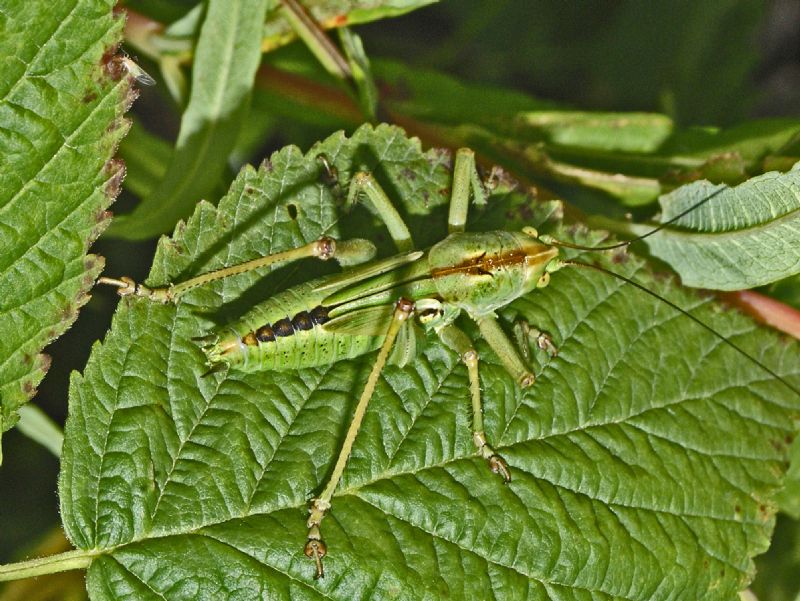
(0, 0), (132, 441)
(16, 404), (63, 458)
(660, 119), (800, 164)
(279, 0), (351, 81)
(638, 165), (800, 290)
(108, 0), (269, 240)
(514, 111), (673, 153)
(62, 126), (800, 599)
(339, 27), (379, 121)
(117, 123), (172, 200)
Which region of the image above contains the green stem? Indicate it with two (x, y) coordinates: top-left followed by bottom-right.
(0, 549), (96, 582)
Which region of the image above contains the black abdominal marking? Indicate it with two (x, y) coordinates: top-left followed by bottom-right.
(244, 305), (330, 346)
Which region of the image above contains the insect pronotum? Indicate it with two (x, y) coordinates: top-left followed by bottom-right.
(99, 147), (798, 580)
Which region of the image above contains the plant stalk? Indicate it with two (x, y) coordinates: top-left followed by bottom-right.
(0, 550), (96, 582)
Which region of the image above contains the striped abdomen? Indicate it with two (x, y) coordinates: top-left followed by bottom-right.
(203, 279), (384, 372)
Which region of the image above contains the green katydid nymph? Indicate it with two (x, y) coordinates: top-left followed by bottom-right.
(99, 146), (797, 581)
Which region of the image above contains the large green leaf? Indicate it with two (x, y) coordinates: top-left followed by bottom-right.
(61, 125), (800, 599)
(0, 0), (132, 446)
(635, 165), (800, 290)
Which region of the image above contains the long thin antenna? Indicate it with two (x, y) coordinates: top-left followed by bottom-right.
(564, 260), (800, 398)
(545, 185), (727, 252)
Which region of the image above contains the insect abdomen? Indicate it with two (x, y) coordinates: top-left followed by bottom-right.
(204, 280), (383, 372)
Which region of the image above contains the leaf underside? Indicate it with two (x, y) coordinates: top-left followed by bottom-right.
(0, 1), (132, 436)
(642, 165), (800, 290)
(62, 125), (800, 600)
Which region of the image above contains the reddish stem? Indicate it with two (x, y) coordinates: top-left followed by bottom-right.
(722, 290), (800, 340)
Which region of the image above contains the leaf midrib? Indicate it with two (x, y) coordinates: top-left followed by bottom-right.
(642, 205), (800, 241)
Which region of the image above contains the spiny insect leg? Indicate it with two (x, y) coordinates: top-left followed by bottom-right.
(98, 236), (375, 303)
(437, 323), (510, 482)
(513, 319), (558, 362)
(305, 298), (415, 579)
(346, 171), (415, 252)
(448, 148), (486, 234)
(475, 315), (536, 388)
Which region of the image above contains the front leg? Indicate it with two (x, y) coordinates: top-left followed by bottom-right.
(474, 314), (536, 388)
(346, 171), (415, 252)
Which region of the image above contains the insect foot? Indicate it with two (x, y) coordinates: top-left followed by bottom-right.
(305, 498), (331, 579)
(473, 432), (511, 483)
(97, 276), (174, 302)
(513, 319), (559, 361)
(536, 331), (558, 357)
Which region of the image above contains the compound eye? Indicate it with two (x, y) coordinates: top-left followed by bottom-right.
(536, 272), (550, 288)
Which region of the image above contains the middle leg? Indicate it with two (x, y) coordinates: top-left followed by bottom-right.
(437, 323), (511, 482)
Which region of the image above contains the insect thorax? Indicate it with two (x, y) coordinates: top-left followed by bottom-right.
(428, 231), (558, 317)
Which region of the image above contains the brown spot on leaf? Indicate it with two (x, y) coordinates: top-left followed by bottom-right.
(611, 251), (629, 264)
(101, 46), (125, 82)
(103, 159), (126, 199)
(333, 14), (347, 26)
(83, 91), (97, 104)
(400, 167), (417, 181)
(61, 302), (74, 322)
(428, 147), (453, 170)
